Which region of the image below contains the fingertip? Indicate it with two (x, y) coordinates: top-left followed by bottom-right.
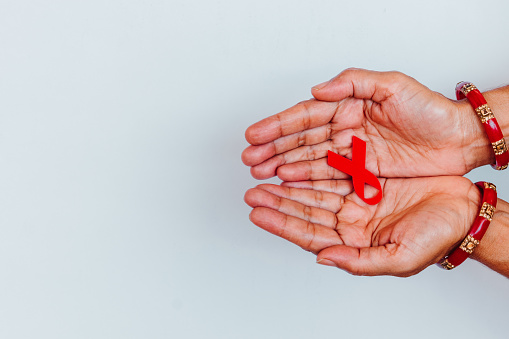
(311, 80), (331, 92)
(311, 75), (346, 102)
(244, 186), (281, 210)
(276, 163), (307, 182)
(241, 146), (259, 167)
(248, 207), (265, 226)
(316, 258), (337, 267)
(245, 117), (280, 145)
(250, 164), (276, 180)
(317, 245), (363, 275)
(244, 125), (257, 144)
(251, 155), (286, 180)
(311, 84), (331, 101)
(243, 187), (258, 207)
(276, 166), (289, 181)
(243, 187), (264, 208)
(248, 207), (285, 235)
(241, 144), (276, 167)
(248, 207), (257, 222)
(241, 147), (251, 166)
(245, 123), (268, 145)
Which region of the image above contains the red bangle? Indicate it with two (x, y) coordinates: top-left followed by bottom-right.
(438, 181), (497, 270)
(456, 82), (509, 170)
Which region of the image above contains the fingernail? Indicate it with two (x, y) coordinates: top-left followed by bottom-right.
(312, 80), (330, 91)
(316, 258), (336, 267)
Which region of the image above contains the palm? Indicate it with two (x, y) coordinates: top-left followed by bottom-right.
(242, 70), (479, 180)
(330, 88), (469, 177)
(244, 176), (479, 276)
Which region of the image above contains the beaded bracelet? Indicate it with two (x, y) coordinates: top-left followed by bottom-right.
(438, 181), (497, 270)
(456, 82), (509, 170)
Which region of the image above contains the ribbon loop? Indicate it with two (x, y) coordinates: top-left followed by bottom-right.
(327, 136), (383, 205)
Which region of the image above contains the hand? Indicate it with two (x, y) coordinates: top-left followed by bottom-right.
(244, 176), (481, 276)
(242, 69), (492, 181)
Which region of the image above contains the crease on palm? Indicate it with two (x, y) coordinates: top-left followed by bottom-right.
(247, 177), (474, 263)
(247, 99), (464, 180)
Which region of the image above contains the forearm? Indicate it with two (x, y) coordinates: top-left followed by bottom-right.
(470, 198), (509, 277)
(484, 85), (509, 139)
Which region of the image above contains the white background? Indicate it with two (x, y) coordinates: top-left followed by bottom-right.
(1, 0), (508, 338)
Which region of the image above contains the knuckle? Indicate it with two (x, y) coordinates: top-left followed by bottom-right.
(305, 221), (315, 249)
(297, 131), (307, 146)
(339, 68), (359, 80)
(314, 190), (323, 208)
(303, 205), (313, 220)
(305, 146), (316, 161)
(343, 67), (361, 74)
(326, 163), (335, 178)
(326, 124), (333, 139)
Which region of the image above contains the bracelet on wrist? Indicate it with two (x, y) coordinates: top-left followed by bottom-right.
(438, 181), (497, 270)
(456, 82), (509, 170)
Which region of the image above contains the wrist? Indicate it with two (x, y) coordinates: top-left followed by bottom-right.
(470, 198), (509, 277)
(439, 181), (494, 270)
(440, 181), (482, 256)
(483, 88), (509, 143)
(459, 85), (509, 172)
(457, 99), (494, 171)
(463, 182), (483, 237)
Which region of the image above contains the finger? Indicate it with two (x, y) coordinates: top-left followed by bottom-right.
(276, 144), (383, 181)
(249, 207), (342, 253)
(282, 180), (354, 196)
(249, 129), (357, 179)
(316, 244), (418, 277)
(248, 140), (333, 180)
(244, 186), (338, 227)
(241, 124), (333, 167)
(245, 100), (339, 146)
(311, 68), (406, 103)
(276, 158), (352, 181)
(255, 183), (344, 214)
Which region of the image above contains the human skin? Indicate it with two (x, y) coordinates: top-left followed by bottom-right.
(242, 69), (509, 277)
(471, 198), (509, 277)
(244, 177), (509, 277)
(241, 69), (509, 181)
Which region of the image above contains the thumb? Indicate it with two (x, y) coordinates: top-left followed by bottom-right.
(316, 244), (417, 277)
(311, 68), (405, 103)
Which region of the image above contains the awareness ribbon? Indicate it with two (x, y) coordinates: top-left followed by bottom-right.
(327, 136), (382, 205)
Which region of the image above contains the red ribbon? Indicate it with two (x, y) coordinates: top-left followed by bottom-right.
(327, 136), (382, 205)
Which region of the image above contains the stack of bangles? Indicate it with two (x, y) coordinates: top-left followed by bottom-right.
(438, 82), (508, 270)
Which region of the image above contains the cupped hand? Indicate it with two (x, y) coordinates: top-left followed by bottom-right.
(244, 176), (481, 277)
(242, 69), (491, 181)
